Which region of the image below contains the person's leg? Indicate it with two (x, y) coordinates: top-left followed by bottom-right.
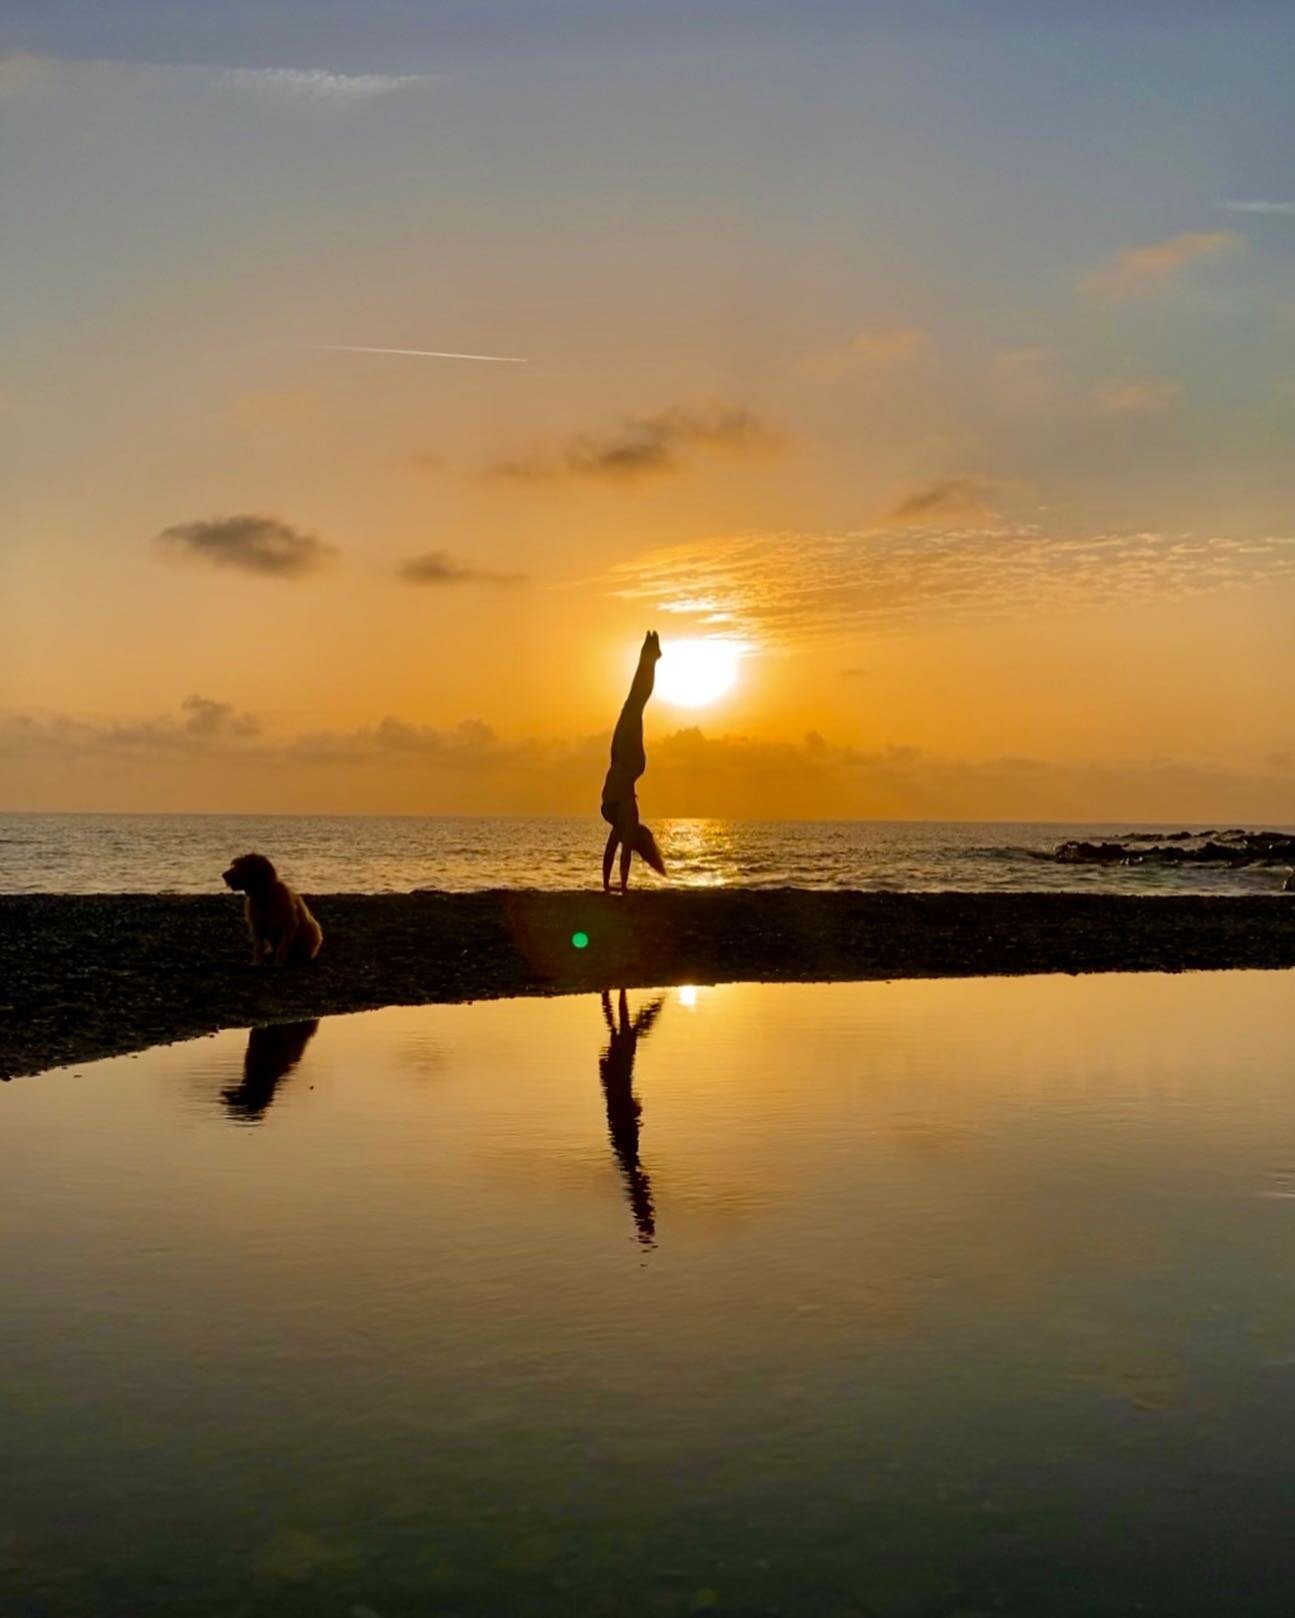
(609, 638), (659, 774)
(609, 696), (646, 777)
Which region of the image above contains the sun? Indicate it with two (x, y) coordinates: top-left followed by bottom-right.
(654, 638), (746, 708)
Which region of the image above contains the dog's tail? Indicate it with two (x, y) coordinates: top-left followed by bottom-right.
(633, 822), (667, 876)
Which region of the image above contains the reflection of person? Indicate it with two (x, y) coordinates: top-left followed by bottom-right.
(599, 989), (666, 1246)
(601, 632), (668, 892)
(222, 1020), (319, 1122)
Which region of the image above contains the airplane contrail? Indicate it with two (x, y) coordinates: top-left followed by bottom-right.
(314, 344), (527, 364)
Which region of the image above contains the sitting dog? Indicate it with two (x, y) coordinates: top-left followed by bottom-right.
(222, 853), (323, 966)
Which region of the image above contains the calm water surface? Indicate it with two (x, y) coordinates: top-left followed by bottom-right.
(6, 973), (1295, 1615)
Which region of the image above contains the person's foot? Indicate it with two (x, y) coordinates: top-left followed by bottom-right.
(643, 629), (661, 661)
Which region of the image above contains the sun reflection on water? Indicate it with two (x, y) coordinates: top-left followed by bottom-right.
(658, 818), (740, 888)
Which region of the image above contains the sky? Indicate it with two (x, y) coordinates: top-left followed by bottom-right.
(4, 0), (1295, 818)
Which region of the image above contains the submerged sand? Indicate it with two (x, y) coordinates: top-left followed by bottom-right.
(3, 888), (1295, 1080)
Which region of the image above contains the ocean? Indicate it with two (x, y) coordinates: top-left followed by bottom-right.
(2, 812), (1293, 896)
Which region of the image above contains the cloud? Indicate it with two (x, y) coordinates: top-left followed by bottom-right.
(883, 475), (1006, 525)
(0, 696), (259, 759)
(0, 53), (435, 106)
(1219, 199), (1295, 216)
(284, 716), (520, 767)
(178, 694), (260, 738)
(157, 515), (337, 578)
(8, 701), (1295, 821)
(396, 550), (525, 586)
(1081, 231), (1244, 300)
(1092, 380), (1182, 416)
(0, 703), (523, 773)
(609, 526), (1295, 644)
(222, 67), (437, 103)
(802, 326), (930, 380)
(488, 405), (785, 484)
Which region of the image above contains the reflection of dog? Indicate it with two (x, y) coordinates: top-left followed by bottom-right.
(222, 853), (323, 966)
(223, 1020), (319, 1122)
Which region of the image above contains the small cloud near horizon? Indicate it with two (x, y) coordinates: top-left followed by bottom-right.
(8, 700), (1295, 823)
(487, 404), (784, 485)
(0, 695), (260, 758)
(157, 515), (337, 577)
(1081, 230), (1243, 300)
(179, 694), (260, 738)
(397, 550), (526, 586)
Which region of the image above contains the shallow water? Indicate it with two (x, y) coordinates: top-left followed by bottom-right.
(4, 811), (1295, 895)
(6, 973), (1295, 1615)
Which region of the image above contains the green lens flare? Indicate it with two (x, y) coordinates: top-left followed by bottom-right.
(571, 931), (589, 950)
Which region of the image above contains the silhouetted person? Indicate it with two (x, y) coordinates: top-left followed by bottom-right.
(601, 631), (668, 892)
(599, 989), (665, 1246)
(222, 1020), (319, 1122)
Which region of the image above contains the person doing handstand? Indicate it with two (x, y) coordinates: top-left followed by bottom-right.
(601, 631), (667, 892)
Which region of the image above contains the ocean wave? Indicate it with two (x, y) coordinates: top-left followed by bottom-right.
(969, 845), (1054, 862)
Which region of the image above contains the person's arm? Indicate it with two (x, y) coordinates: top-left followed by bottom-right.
(619, 837), (634, 892)
(603, 827), (619, 892)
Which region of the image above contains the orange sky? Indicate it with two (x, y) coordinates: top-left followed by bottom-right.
(4, 8), (1295, 818)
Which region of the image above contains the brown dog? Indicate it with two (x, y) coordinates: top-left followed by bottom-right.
(222, 853), (323, 966)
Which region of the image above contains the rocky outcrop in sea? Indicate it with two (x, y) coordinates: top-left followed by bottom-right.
(1055, 829), (1295, 867)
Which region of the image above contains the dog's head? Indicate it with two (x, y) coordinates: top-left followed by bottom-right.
(222, 852), (278, 894)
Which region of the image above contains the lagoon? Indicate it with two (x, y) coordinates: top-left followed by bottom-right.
(6, 972), (1295, 1615)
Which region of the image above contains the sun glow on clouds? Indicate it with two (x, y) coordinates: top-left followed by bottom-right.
(656, 639), (748, 709)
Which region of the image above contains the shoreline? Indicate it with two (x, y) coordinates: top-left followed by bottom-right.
(3, 888), (1295, 1080)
